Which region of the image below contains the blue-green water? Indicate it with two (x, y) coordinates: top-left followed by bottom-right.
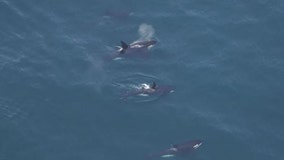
(1, 0), (284, 160)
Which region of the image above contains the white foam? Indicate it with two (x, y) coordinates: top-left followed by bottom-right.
(140, 83), (150, 89)
(193, 142), (202, 149)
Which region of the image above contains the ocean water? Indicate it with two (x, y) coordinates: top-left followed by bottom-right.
(0, 0), (284, 160)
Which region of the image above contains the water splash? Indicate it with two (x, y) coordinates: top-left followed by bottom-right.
(138, 23), (155, 40)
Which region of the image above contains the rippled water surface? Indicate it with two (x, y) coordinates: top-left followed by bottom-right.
(1, 0), (284, 160)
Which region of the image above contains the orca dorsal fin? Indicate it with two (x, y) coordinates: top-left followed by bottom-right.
(120, 41), (129, 50)
(151, 81), (156, 89)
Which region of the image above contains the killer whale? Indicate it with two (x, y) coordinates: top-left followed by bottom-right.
(106, 39), (157, 61)
(121, 82), (174, 100)
(148, 140), (202, 158)
(118, 39), (157, 54)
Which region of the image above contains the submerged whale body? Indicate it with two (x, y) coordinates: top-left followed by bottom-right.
(148, 140), (202, 158)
